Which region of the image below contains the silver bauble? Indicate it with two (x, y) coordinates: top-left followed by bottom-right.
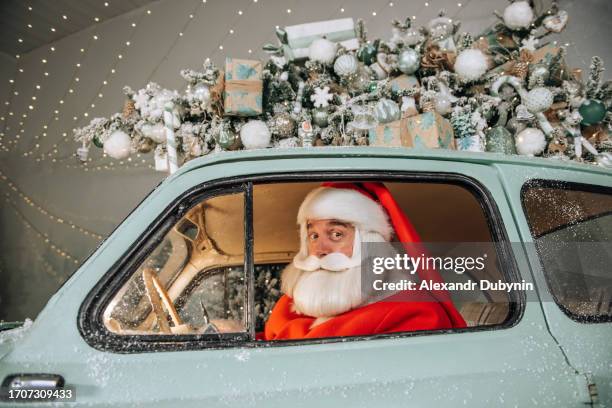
(348, 66), (372, 93)
(312, 108), (330, 128)
(333, 54), (359, 77)
(192, 82), (211, 106)
(272, 113), (296, 138)
(529, 63), (550, 83)
(506, 117), (527, 134)
(374, 99), (401, 123)
(523, 87), (554, 113)
(398, 48), (420, 75)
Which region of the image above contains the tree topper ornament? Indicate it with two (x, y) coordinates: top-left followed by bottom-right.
(310, 86), (334, 108)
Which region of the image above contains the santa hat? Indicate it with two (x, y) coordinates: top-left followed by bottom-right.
(293, 181), (467, 328)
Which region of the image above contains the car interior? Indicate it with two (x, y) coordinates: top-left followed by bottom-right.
(103, 180), (516, 337)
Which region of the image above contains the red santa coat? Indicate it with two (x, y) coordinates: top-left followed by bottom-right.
(263, 291), (459, 340)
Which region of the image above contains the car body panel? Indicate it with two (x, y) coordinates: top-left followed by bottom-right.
(1, 147), (608, 406)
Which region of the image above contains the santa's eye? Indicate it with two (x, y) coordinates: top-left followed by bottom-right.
(330, 231), (344, 240)
(308, 232), (319, 241)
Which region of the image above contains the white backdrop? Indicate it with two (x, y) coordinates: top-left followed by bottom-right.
(0, 0), (610, 320)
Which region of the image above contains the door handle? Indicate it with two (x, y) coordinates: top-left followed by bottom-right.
(2, 373), (64, 389)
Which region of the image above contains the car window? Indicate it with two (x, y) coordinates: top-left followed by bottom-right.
(253, 180), (519, 342)
(103, 191), (246, 335)
(522, 181), (612, 321)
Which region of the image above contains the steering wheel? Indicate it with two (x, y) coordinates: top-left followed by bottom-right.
(142, 268), (191, 334)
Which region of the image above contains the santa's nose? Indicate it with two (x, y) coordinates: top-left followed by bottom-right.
(314, 237), (333, 258)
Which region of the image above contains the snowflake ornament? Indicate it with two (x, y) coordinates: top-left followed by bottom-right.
(520, 36), (539, 52)
(310, 86), (333, 108)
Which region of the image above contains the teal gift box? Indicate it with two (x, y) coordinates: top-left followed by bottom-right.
(403, 112), (456, 149)
(223, 58), (263, 117)
(368, 121), (403, 147)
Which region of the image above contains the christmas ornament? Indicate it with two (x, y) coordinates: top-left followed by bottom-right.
(104, 130), (132, 160)
(347, 66), (372, 93)
(310, 86), (334, 108)
(76, 146), (89, 162)
(122, 99), (136, 119)
(515, 128), (546, 156)
(312, 108), (330, 128)
(92, 134), (104, 148)
(503, 1), (534, 30)
(454, 49), (489, 82)
(434, 93), (453, 116)
(374, 98), (401, 124)
(357, 43), (378, 65)
(189, 82), (211, 106)
(140, 122), (167, 143)
(298, 120), (315, 147)
(240, 120), (271, 149)
(271, 112), (296, 138)
(397, 48), (420, 75)
(369, 53), (394, 80)
(390, 18), (424, 48)
(137, 137), (155, 153)
(308, 38), (338, 64)
(578, 100), (606, 126)
(348, 105), (377, 133)
(543, 10), (569, 33)
(426, 12), (458, 52)
(333, 54), (359, 77)
(486, 126), (516, 154)
(216, 124), (240, 150)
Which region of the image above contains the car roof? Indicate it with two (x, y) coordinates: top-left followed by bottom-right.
(171, 146), (611, 179)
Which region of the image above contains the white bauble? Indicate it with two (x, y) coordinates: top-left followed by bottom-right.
(192, 83), (211, 106)
(309, 38), (338, 65)
(503, 1), (534, 30)
(141, 122), (167, 143)
(523, 87), (554, 113)
(374, 98), (401, 123)
(104, 130), (132, 160)
(333, 54), (358, 77)
(435, 94), (453, 115)
(454, 49), (489, 82)
(240, 120), (271, 149)
(515, 128), (546, 156)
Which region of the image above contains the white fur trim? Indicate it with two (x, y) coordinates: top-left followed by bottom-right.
(454, 49), (489, 82)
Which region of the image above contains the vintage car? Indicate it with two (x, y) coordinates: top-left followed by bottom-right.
(0, 147), (610, 407)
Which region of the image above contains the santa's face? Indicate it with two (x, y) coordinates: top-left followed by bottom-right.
(306, 219), (355, 258)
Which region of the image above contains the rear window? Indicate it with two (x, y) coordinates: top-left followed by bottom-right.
(521, 180), (612, 322)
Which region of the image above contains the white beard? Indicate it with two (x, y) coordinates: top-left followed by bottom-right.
(281, 262), (364, 321)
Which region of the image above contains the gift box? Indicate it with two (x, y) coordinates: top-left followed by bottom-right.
(368, 120), (403, 147)
(489, 44), (565, 78)
(389, 75), (420, 94)
(403, 112), (456, 149)
(223, 58), (263, 116)
(277, 18), (359, 61)
(368, 112), (456, 149)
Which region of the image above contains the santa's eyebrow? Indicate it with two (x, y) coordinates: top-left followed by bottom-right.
(328, 220), (350, 228)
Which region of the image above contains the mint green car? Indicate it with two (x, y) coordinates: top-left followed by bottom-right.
(1, 147), (610, 407)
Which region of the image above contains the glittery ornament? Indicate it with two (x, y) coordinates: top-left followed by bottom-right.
(312, 108), (330, 128)
(137, 137), (155, 153)
(398, 48), (420, 74)
(216, 125), (240, 150)
(486, 126), (516, 154)
(272, 113), (296, 138)
(348, 66), (372, 93)
(123, 99), (136, 119)
(523, 87), (554, 113)
(357, 43), (377, 65)
(93, 134), (104, 148)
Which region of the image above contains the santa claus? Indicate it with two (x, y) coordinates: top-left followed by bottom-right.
(262, 182), (467, 341)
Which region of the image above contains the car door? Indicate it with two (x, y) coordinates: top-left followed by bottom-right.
(496, 162), (612, 406)
(0, 150), (591, 407)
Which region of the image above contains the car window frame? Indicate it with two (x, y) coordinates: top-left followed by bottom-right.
(520, 178), (612, 324)
(79, 170), (524, 353)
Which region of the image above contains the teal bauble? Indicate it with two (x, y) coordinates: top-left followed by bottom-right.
(578, 99), (606, 126)
(93, 134), (104, 148)
(486, 126), (516, 154)
(357, 44), (377, 65)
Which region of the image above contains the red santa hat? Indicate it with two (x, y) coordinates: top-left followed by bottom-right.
(294, 181), (467, 328)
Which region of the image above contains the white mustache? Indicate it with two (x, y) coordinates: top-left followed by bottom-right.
(292, 252), (362, 272)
